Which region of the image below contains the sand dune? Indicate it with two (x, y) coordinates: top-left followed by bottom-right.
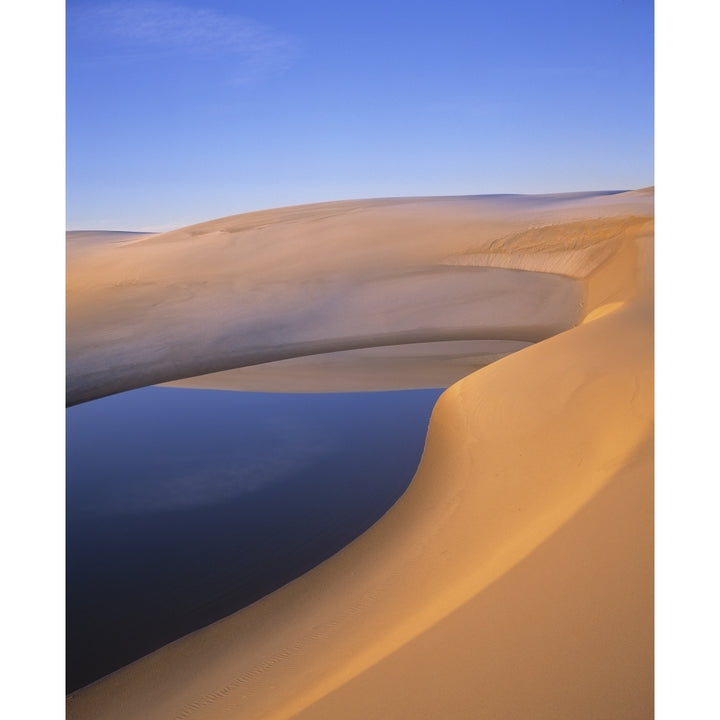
(67, 191), (651, 404)
(161, 339), (535, 393)
(66, 189), (653, 719)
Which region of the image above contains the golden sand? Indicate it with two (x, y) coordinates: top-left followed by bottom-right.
(67, 189), (653, 719)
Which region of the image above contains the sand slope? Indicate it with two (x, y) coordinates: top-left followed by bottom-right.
(67, 189), (653, 719)
(67, 191), (651, 404)
(160, 339), (535, 393)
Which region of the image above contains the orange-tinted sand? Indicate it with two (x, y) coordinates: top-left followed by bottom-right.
(67, 189), (653, 719)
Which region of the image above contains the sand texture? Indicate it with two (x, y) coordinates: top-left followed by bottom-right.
(67, 189), (653, 719)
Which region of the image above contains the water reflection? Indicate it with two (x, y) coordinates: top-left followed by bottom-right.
(66, 386), (442, 692)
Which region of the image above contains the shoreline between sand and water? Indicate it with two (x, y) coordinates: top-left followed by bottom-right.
(66, 385), (443, 692)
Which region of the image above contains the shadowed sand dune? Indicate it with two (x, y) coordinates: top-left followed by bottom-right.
(66, 189), (653, 719)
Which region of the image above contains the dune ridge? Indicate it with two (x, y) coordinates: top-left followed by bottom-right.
(67, 189), (653, 719)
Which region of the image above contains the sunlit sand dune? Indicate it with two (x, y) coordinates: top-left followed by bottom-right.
(67, 189), (653, 719)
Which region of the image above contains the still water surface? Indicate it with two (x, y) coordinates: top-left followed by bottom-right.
(66, 386), (442, 692)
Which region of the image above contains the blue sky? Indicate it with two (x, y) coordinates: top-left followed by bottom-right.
(66, 0), (654, 230)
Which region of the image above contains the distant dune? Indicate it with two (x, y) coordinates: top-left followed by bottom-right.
(67, 189), (653, 719)
(67, 191), (649, 404)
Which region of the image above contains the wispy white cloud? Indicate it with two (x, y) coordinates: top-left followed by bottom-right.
(69, 1), (298, 81)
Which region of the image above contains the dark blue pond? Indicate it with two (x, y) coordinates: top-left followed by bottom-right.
(66, 386), (442, 692)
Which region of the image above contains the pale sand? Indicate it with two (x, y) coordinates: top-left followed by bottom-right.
(66, 189), (653, 719)
(161, 339), (535, 393)
(67, 190), (650, 404)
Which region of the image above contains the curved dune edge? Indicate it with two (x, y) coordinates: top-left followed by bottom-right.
(67, 190), (653, 719)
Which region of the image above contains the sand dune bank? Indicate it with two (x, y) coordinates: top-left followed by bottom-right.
(67, 190), (651, 404)
(161, 339), (534, 393)
(67, 189), (653, 719)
